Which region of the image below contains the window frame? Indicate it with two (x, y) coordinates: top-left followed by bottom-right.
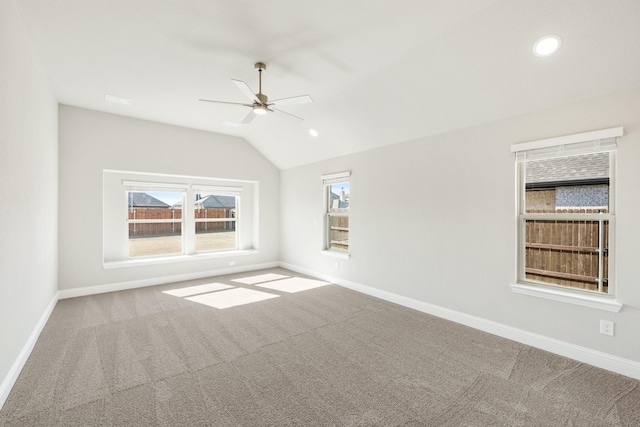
(321, 171), (351, 259)
(510, 127), (623, 312)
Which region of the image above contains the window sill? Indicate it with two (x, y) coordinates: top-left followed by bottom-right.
(510, 283), (622, 312)
(103, 249), (258, 269)
(321, 249), (351, 260)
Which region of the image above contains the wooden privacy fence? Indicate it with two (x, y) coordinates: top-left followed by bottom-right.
(194, 208), (236, 232)
(128, 208), (235, 237)
(328, 208), (349, 250)
(525, 209), (608, 292)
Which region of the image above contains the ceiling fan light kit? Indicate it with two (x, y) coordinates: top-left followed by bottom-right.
(253, 106), (268, 115)
(199, 62), (312, 124)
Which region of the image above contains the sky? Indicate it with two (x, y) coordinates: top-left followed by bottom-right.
(146, 191), (183, 206)
(331, 182), (350, 196)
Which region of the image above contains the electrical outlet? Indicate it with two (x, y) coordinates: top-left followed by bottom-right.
(600, 319), (614, 336)
(335, 261), (339, 270)
(229, 261), (235, 266)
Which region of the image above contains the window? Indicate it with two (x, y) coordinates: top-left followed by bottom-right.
(512, 127), (622, 299)
(322, 171), (350, 254)
(124, 183), (241, 259)
(103, 171), (255, 266)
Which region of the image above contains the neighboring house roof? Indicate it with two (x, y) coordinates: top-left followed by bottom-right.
(172, 195), (236, 209)
(330, 191), (349, 209)
(128, 192), (170, 208)
(198, 195), (236, 209)
(526, 152), (609, 184)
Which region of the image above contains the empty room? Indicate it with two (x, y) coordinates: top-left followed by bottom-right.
(2, 0), (640, 425)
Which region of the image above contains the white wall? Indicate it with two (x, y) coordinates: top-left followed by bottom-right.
(58, 106), (280, 291)
(0, 0), (59, 403)
(281, 87), (640, 364)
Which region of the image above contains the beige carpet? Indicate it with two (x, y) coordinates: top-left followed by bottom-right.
(1, 268), (638, 426)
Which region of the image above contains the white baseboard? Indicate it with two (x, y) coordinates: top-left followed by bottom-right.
(0, 291), (59, 411)
(58, 262), (280, 299)
(279, 262), (640, 381)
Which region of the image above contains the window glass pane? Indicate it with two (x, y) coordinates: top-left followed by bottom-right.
(328, 215), (349, 251)
(194, 193), (237, 252)
(524, 152), (609, 213)
(195, 221), (236, 251)
(524, 219), (608, 293)
(127, 191), (183, 258)
(327, 183), (349, 211)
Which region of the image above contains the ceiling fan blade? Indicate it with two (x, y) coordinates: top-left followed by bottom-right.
(241, 110), (256, 124)
(232, 79), (260, 103)
(199, 99), (252, 107)
(270, 95), (313, 106)
(272, 108), (304, 121)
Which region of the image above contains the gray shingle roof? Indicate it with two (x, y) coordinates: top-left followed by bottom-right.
(128, 192), (170, 208)
(526, 152), (609, 184)
(198, 195), (236, 209)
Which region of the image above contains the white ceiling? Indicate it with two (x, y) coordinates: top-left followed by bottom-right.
(15, 0), (640, 169)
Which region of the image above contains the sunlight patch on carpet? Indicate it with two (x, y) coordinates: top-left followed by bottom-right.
(162, 283), (233, 297)
(185, 288), (279, 309)
(255, 277), (330, 293)
(231, 273), (289, 285)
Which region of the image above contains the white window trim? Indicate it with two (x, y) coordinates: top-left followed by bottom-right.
(103, 249), (258, 269)
(192, 185), (243, 195)
(195, 217), (237, 223)
(123, 181), (189, 191)
(510, 127), (623, 153)
(511, 127), (623, 311)
(103, 170), (257, 268)
(321, 171), (351, 257)
(510, 283), (622, 312)
(321, 171), (350, 184)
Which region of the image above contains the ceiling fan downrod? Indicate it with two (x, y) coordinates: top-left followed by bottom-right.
(255, 62), (267, 104)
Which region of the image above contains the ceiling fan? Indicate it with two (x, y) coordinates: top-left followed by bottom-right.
(199, 62), (313, 124)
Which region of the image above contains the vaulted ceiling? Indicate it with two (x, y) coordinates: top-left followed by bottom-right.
(15, 0), (640, 169)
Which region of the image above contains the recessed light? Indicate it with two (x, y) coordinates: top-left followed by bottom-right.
(104, 94), (131, 105)
(533, 35), (561, 57)
(309, 129), (319, 137)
